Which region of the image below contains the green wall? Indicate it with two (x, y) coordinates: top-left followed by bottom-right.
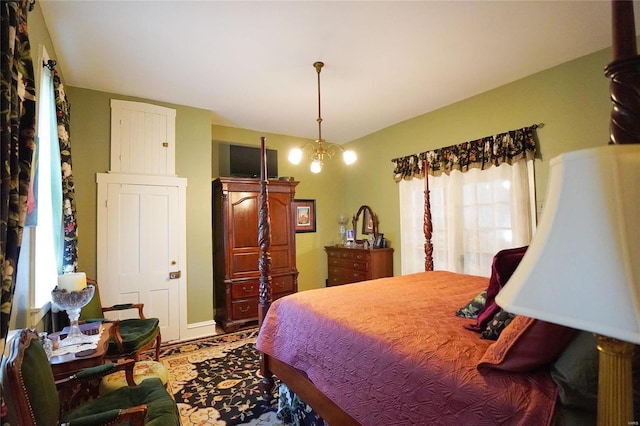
(24, 0), (626, 328)
(65, 87), (212, 324)
(340, 46), (615, 272)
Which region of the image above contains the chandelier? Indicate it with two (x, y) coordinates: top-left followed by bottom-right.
(288, 61), (356, 174)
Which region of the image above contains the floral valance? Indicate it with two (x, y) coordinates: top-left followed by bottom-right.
(391, 125), (538, 181)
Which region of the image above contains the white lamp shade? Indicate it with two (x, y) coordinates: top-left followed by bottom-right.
(496, 145), (640, 343)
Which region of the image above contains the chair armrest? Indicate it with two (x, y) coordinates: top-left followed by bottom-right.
(56, 360), (137, 387)
(60, 406), (147, 426)
(56, 360), (138, 411)
(73, 363), (117, 380)
(102, 303), (147, 319)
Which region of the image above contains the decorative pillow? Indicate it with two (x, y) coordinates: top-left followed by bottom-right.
(550, 331), (598, 412)
(455, 290), (487, 319)
(477, 315), (578, 372)
(464, 246), (528, 333)
(480, 309), (516, 340)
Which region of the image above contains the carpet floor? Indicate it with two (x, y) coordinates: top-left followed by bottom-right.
(153, 328), (283, 426)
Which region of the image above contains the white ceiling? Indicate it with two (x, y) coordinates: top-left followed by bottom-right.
(39, 1), (640, 144)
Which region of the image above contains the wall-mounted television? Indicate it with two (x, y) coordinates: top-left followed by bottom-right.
(219, 144), (278, 179)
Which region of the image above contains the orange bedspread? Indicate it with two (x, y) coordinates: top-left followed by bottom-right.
(256, 271), (557, 425)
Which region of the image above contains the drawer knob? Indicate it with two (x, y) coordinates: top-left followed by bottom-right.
(275, 281), (284, 288)
(242, 285), (254, 293)
(239, 305), (250, 313)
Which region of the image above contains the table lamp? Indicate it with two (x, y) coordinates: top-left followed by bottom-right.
(496, 144), (640, 425)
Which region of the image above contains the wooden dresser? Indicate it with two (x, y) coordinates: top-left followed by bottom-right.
(325, 246), (394, 286)
(213, 177), (298, 332)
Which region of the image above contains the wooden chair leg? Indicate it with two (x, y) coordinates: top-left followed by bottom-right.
(154, 332), (162, 361)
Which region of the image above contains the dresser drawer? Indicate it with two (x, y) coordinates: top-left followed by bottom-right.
(328, 257), (369, 271)
(326, 248), (343, 259)
(273, 275), (295, 295)
(328, 267), (368, 283)
(327, 249), (368, 261)
(231, 280), (259, 299)
(231, 298), (258, 320)
(327, 272), (367, 286)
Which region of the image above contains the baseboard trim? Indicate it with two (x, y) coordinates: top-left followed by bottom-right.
(175, 320), (217, 342)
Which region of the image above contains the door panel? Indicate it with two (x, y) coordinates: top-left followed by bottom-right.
(104, 183), (180, 341)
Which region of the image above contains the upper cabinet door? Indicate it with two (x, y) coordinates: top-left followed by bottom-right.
(110, 100), (176, 176)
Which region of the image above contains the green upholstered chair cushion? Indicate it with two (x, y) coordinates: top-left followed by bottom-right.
(107, 318), (160, 356)
(61, 377), (180, 426)
(21, 338), (60, 426)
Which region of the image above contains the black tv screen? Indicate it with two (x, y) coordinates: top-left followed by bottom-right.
(229, 145), (278, 178)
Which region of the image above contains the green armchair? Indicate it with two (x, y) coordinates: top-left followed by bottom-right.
(4, 328), (179, 426)
(81, 278), (161, 361)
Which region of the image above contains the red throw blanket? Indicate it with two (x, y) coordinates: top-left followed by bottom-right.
(256, 271), (557, 425)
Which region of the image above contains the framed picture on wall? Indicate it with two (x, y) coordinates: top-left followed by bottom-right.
(293, 199), (316, 233)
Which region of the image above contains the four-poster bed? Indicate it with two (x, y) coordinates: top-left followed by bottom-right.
(255, 1), (640, 424)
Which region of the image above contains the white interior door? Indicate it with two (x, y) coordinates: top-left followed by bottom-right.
(97, 173), (187, 343)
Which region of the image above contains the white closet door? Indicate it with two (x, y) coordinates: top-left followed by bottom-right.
(110, 100), (176, 176)
(97, 173), (187, 343)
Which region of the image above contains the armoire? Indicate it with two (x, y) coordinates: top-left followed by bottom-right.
(213, 177), (299, 332)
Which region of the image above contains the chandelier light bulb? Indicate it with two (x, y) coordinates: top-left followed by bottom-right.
(288, 148), (303, 165)
(343, 150), (357, 165)
(310, 160), (322, 174)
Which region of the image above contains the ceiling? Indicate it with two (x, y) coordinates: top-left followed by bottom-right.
(39, 1), (640, 144)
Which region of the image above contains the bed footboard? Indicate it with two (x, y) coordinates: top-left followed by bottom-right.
(267, 354), (360, 425)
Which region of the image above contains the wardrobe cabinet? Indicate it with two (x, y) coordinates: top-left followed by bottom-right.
(213, 177), (298, 332)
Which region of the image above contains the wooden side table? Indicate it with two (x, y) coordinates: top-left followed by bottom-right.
(49, 323), (112, 380)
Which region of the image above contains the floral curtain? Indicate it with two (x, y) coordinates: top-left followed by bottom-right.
(391, 125), (538, 181)
(0, 0), (36, 345)
(53, 69), (79, 272)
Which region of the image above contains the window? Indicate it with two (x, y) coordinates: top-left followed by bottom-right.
(14, 47), (63, 327)
(400, 161), (535, 277)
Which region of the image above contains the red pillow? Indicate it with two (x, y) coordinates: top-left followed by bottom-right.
(465, 246), (528, 333)
(477, 315), (578, 372)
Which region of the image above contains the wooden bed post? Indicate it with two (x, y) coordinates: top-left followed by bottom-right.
(423, 160), (434, 271)
(258, 136), (275, 398)
(605, 0), (640, 144)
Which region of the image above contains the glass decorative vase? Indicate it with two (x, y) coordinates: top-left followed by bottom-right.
(51, 284), (95, 347)
(337, 213), (349, 245)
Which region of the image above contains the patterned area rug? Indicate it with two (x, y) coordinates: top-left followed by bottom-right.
(154, 329), (283, 425)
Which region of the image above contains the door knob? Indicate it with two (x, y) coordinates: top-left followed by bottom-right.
(169, 271), (181, 279)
